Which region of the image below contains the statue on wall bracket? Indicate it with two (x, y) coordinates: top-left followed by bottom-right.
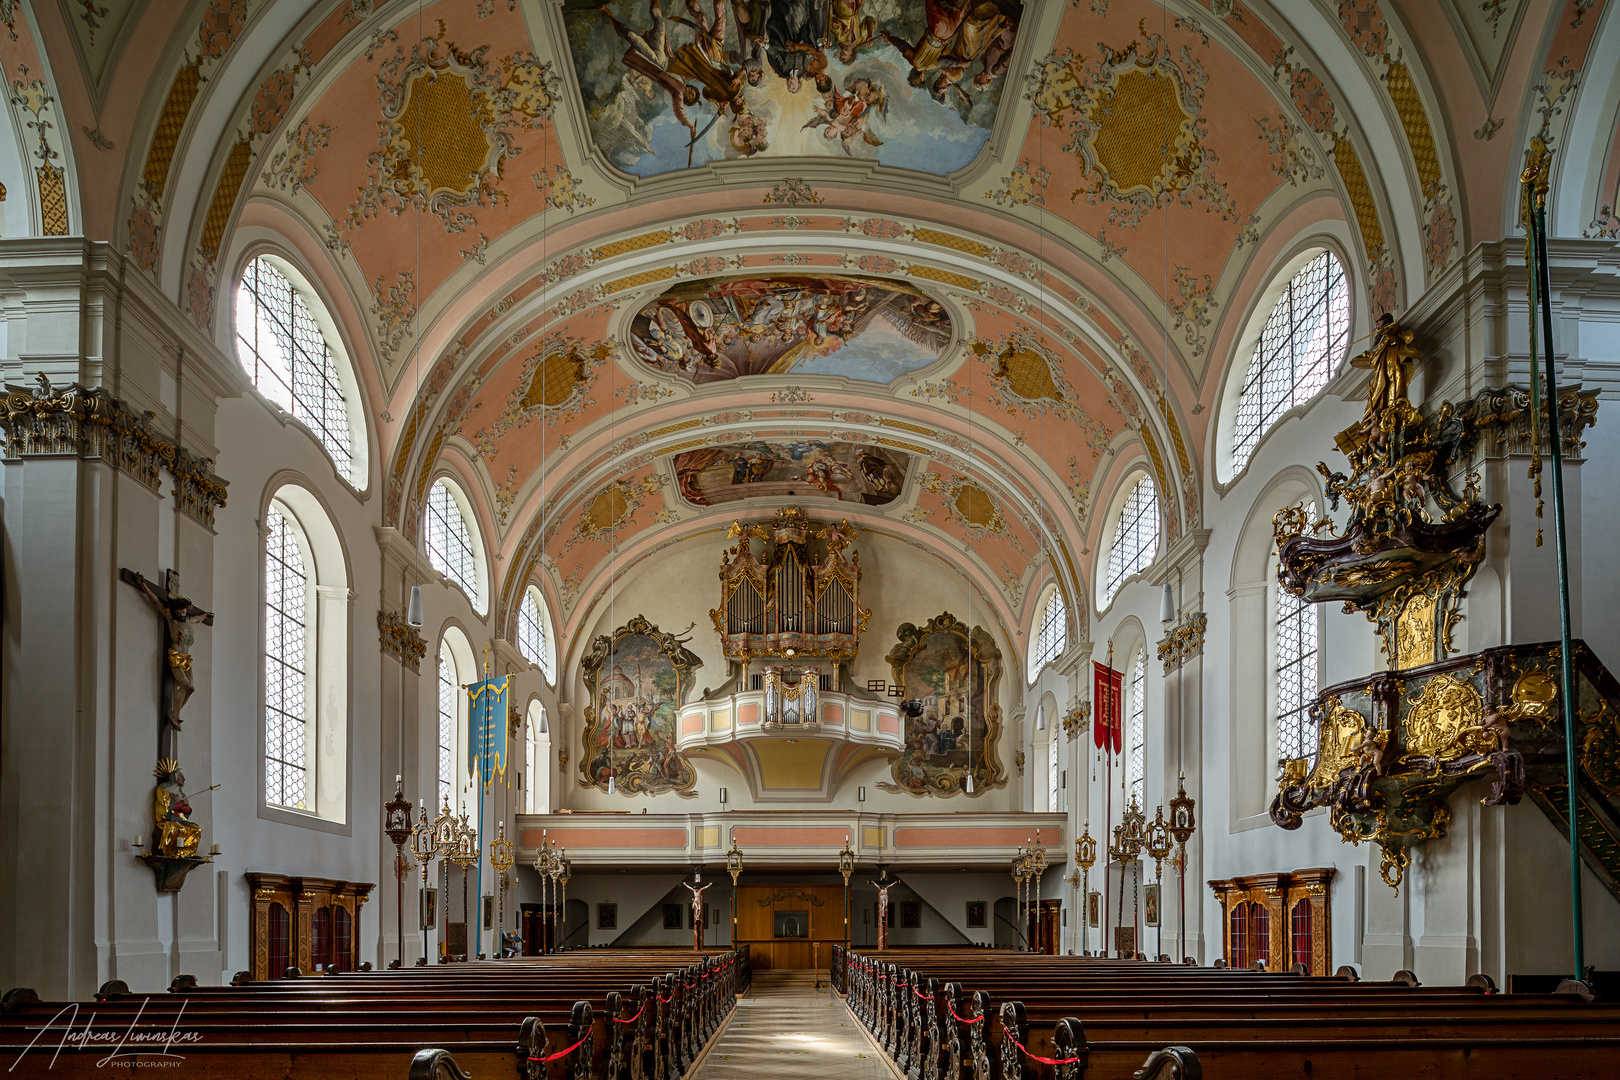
(879, 612), (1006, 798)
(579, 615), (702, 798)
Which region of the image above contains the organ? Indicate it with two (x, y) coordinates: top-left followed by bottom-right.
(710, 507), (869, 664)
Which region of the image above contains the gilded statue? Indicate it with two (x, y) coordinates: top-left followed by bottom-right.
(1350, 312), (1422, 430)
(152, 758), (203, 858)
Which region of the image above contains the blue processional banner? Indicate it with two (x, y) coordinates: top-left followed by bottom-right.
(467, 674), (511, 786)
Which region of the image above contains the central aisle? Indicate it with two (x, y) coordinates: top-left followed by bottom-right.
(693, 970), (902, 1080)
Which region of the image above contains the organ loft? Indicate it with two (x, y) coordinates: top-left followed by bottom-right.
(1, 2), (1619, 1077)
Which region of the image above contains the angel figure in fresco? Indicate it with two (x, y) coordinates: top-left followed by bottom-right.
(1349, 311), (1422, 429)
(729, 0), (771, 84)
(598, 3), (700, 137)
(803, 77), (885, 155)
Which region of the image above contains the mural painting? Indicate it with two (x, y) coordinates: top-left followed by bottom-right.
(580, 615), (702, 797)
(673, 440), (908, 505)
(563, 1), (1025, 177)
(629, 273), (951, 383)
(881, 612), (1006, 797)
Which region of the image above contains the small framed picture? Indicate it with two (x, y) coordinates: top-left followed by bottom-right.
(420, 888), (438, 930)
(663, 903), (683, 929)
(598, 903), (617, 930)
(1145, 884), (1161, 928)
(965, 900), (987, 928)
(1088, 891), (1100, 928)
(900, 901), (921, 928)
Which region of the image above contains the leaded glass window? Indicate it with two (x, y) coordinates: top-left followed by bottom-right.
(1105, 477), (1160, 604)
(518, 588), (553, 681)
(1032, 590), (1067, 675)
(1128, 647), (1146, 807)
(265, 505), (308, 810)
(1275, 574), (1318, 765)
(426, 480), (479, 606)
(438, 645), (456, 812)
(1232, 252), (1350, 471)
(235, 257), (354, 477)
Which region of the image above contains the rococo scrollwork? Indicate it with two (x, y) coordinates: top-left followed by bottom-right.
(580, 615), (702, 798)
(880, 612), (1006, 798)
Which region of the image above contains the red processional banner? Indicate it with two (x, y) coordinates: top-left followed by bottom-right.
(1093, 661), (1124, 754)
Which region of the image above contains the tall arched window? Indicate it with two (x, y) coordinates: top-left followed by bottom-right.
(437, 641), (458, 812)
(1274, 572), (1318, 765)
(262, 487), (350, 822)
(518, 586), (556, 683)
(235, 256), (362, 483)
(426, 479), (483, 610)
(264, 505), (309, 810)
(1030, 589), (1067, 679)
(525, 698), (551, 814)
(1127, 646), (1146, 807)
(1232, 251), (1350, 471)
(1104, 477), (1160, 605)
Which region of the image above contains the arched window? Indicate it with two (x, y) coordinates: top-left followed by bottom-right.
(518, 586), (556, 683)
(426, 479), (483, 610)
(264, 505), (309, 810)
(235, 256), (363, 483)
(263, 488), (351, 823)
(1045, 707), (1060, 813)
(1274, 555), (1318, 767)
(1232, 251), (1350, 472)
(1030, 589), (1067, 679)
(1104, 476), (1159, 605)
(1127, 646), (1146, 807)
(437, 641), (458, 813)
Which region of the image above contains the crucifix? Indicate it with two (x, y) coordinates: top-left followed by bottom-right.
(685, 878), (712, 950)
(870, 871), (895, 952)
(121, 568), (214, 757)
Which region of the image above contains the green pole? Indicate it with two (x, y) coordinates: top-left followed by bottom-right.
(1530, 192), (1585, 982)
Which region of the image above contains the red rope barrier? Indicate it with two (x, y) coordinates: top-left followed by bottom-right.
(946, 1005), (982, 1025)
(613, 1001), (647, 1024)
(1003, 1032), (1082, 1067)
(913, 988), (934, 1000)
(526, 1033), (589, 1063)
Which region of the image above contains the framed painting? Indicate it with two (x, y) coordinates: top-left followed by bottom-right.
(580, 615), (702, 797)
(598, 903), (618, 930)
(900, 901), (921, 929)
(663, 903), (683, 930)
(1088, 891), (1100, 929)
(1145, 884), (1161, 928)
(880, 612), (1006, 797)
(965, 900), (987, 929)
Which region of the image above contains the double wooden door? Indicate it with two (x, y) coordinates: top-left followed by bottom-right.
(733, 884), (846, 970)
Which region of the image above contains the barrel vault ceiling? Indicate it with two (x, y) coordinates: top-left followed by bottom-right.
(9, 0), (1612, 672)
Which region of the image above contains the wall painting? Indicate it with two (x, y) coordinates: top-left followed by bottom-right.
(580, 615), (702, 797)
(673, 440), (908, 505)
(881, 611), (1006, 797)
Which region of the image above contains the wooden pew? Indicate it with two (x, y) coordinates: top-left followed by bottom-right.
(0, 947), (746, 1080)
(834, 946), (1620, 1079)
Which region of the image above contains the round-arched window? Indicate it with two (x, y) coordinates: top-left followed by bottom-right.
(1029, 588), (1067, 680)
(1231, 251), (1350, 472)
(1103, 475), (1160, 605)
(517, 586), (556, 683)
(425, 479), (484, 611)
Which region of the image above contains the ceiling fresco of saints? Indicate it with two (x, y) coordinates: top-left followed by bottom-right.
(628, 273), (951, 383)
(563, 0), (1025, 177)
(673, 440), (908, 505)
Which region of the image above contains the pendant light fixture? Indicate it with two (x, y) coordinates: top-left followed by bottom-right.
(1160, 582), (1175, 625)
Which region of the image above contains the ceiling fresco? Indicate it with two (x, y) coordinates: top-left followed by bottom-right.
(59, 0), (1608, 670)
(627, 272), (950, 383)
(672, 440), (909, 506)
(565, 0), (1025, 177)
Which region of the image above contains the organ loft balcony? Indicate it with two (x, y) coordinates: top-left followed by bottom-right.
(674, 665), (905, 802)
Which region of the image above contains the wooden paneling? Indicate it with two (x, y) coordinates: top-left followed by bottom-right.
(734, 883), (846, 969)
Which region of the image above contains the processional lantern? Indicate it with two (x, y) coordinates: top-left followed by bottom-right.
(1168, 773), (1196, 849)
(710, 508), (870, 664)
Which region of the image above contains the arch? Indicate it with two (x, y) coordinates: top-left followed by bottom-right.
(1214, 242), (1356, 485)
(260, 480), (351, 826)
(1027, 583), (1069, 684)
(424, 475), (489, 615)
(524, 696), (552, 814)
(1547, 1), (1620, 236)
(436, 623), (477, 815)
(228, 243), (372, 489)
(1095, 470), (1161, 614)
(1226, 466), (1325, 827)
(517, 584), (557, 685)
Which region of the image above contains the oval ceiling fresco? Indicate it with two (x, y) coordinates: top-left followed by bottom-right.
(566, 0), (1025, 176)
(628, 272), (952, 383)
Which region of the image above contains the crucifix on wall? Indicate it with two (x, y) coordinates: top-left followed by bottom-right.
(121, 568), (214, 755)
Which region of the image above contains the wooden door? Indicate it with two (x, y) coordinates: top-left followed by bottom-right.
(734, 884), (845, 969)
